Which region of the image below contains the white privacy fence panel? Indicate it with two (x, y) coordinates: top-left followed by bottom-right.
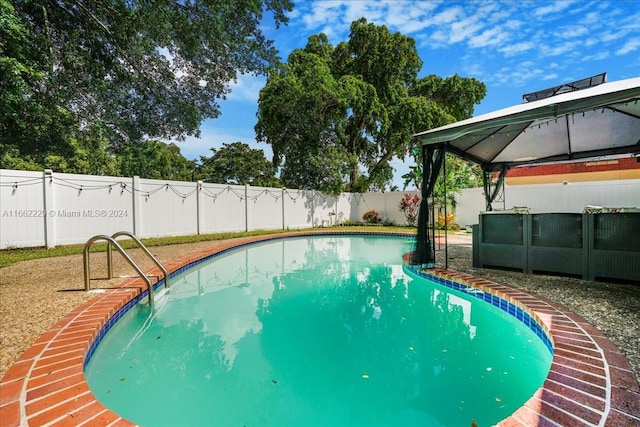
(50, 173), (133, 245)
(137, 179), (198, 238)
(335, 193), (353, 224)
(312, 193), (337, 227)
(282, 189), (314, 229)
(2, 168), (638, 249)
(350, 191), (419, 225)
(504, 180), (640, 213)
(200, 184), (247, 233)
(247, 186), (283, 231)
(455, 188), (486, 229)
(0, 169), (46, 248)
(454, 180), (640, 229)
(352, 193), (382, 222)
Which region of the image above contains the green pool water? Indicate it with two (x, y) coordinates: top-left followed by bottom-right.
(85, 235), (552, 427)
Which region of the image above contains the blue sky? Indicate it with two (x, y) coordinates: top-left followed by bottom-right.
(174, 0), (640, 189)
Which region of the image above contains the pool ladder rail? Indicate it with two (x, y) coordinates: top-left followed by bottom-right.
(83, 231), (170, 308)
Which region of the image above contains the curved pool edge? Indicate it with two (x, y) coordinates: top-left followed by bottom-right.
(414, 267), (640, 426)
(1, 231), (638, 426)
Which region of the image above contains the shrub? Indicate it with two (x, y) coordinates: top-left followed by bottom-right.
(436, 212), (457, 229)
(398, 193), (420, 226)
(362, 209), (381, 224)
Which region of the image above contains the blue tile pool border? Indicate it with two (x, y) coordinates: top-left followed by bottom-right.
(404, 265), (555, 355)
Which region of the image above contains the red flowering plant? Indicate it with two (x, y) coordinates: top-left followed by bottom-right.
(398, 193), (420, 226)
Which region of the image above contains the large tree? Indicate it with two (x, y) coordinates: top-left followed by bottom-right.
(256, 18), (486, 193)
(117, 140), (196, 181)
(0, 0), (292, 168)
(197, 141), (279, 187)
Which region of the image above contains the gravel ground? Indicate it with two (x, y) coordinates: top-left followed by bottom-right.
(1, 234), (639, 384)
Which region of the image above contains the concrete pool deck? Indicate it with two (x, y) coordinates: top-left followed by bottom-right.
(1, 231), (639, 426)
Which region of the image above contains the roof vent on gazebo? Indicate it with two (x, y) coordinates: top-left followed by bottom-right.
(522, 72), (607, 102)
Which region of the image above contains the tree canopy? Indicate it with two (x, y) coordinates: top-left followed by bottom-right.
(117, 141), (196, 181)
(0, 0), (292, 169)
(197, 142), (279, 187)
(256, 18), (486, 194)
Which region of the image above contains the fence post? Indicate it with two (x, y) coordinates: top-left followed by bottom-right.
(311, 190), (316, 227)
(524, 214), (532, 274)
(132, 176), (141, 235)
(587, 213), (595, 281)
(43, 169), (55, 248)
(196, 180), (203, 235)
(244, 184), (249, 232)
(282, 187), (286, 230)
(582, 213), (590, 280)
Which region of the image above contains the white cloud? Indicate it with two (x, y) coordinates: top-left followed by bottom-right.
(616, 38), (640, 55)
(430, 29), (449, 45)
(449, 17), (484, 44)
(534, 0), (576, 17)
(503, 19), (524, 31)
(492, 67), (547, 87)
(584, 37), (600, 47)
(581, 11), (600, 25)
(475, 1), (501, 19)
(581, 51), (610, 61)
(385, 2), (437, 35)
(468, 27), (509, 48)
(600, 29), (630, 42)
(432, 5), (463, 25)
(539, 41), (580, 57)
(499, 42), (535, 57)
(227, 75), (266, 103)
(556, 25), (589, 38)
(342, 2), (384, 25)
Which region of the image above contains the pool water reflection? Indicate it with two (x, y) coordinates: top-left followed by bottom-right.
(85, 236), (552, 427)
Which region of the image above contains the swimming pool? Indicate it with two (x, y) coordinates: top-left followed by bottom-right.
(85, 235), (552, 426)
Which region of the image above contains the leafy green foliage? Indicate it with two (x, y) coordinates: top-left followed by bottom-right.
(197, 142), (279, 186)
(117, 141), (196, 181)
(256, 18), (486, 193)
(402, 153), (482, 210)
(1, 0), (292, 169)
(411, 74), (487, 122)
(256, 42), (350, 195)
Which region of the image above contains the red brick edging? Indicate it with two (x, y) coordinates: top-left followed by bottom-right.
(1, 231), (639, 426)
(425, 268), (640, 426)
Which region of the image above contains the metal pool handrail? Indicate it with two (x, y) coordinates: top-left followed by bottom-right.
(109, 231), (169, 289)
(83, 235), (154, 308)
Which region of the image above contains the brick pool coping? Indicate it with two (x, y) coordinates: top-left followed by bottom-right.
(1, 231), (639, 426)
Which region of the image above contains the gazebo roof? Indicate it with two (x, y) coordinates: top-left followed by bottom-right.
(413, 76), (640, 171)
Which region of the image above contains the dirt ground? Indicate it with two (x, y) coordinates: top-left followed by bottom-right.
(1, 234), (639, 383)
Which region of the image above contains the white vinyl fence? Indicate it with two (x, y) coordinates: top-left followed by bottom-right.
(1, 168), (638, 249)
(454, 179), (640, 229)
(0, 169), (415, 249)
